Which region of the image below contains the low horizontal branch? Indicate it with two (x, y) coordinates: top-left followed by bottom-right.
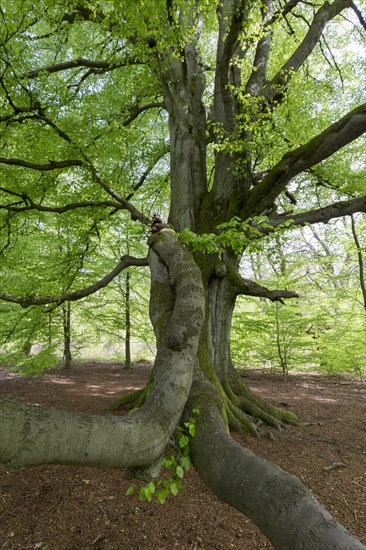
(0, 157), (83, 171)
(0, 200), (124, 214)
(0, 255), (149, 308)
(25, 57), (139, 79)
(236, 279), (298, 303)
(227, 262), (298, 303)
(0, 232), (204, 477)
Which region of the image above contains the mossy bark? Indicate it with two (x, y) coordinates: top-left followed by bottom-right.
(115, 244), (297, 434)
(187, 374), (365, 550)
(0, 231), (205, 477)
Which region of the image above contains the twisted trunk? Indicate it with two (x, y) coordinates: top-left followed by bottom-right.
(0, 232), (205, 476)
(0, 231), (364, 549)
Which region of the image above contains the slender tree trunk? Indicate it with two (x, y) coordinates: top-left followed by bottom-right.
(23, 340), (32, 356)
(351, 215), (366, 313)
(274, 303), (288, 381)
(124, 272), (132, 370)
(62, 302), (72, 369)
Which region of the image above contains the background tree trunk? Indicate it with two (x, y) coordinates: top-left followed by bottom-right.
(351, 215), (366, 313)
(124, 272), (132, 370)
(62, 302), (72, 370)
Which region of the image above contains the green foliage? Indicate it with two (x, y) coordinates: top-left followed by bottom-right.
(179, 216), (294, 257)
(232, 298), (316, 375)
(126, 409), (199, 504)
(1, 346), (59, 376)
(232, 219), (366, 378)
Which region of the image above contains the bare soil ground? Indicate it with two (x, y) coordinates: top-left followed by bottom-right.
(0, 362), (365, 550)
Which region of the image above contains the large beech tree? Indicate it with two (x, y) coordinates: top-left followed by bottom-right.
(1, 1), (366, 548)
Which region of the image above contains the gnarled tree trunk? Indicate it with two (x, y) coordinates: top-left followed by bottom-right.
(1, 231), (364, 549)
(0, 232), (204, 477)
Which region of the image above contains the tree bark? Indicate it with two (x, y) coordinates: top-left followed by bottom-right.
(0, 231), (204, 477)
(124, 272), (132, 370)
(0, 230), (364, 549)
(62, 302), (72, 369)
(1, 3), (366, 548)
(187, 375), (365, 550)
(350, 215), (366, 313)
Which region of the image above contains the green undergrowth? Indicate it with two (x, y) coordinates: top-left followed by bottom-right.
(126, 409), (199, 504)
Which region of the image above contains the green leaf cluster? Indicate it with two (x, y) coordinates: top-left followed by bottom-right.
(126, 409), (199, 505)
(179, 216), (293, 257)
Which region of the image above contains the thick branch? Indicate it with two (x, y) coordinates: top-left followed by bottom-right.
(188, 377), (365, 550)
(226, 262), (298, 302)
(263, 0), (352, 104)
(0, 157), (83, 170)
(214, 0), (248, 129)
(25, 58), (139, 79)
(350, 1), (366, 30)
(244, 0), (273, 97)
(266, 195), (366, 231)
(220, 0), (247, 66)
(241, 103), (366, 217)
(0, 256), (149, 308)
(0, 231), (204, 477)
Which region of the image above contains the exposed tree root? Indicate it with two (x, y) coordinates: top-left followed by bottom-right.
(187, 376), (366, 550)
(111, 362), (298, 438)
(111, 371), (155, 411)
(225, 398), (259, 436)
(221, 372), (298, 437)
(110, 387), (148, 410)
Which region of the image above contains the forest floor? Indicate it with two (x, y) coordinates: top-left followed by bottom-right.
(0, 362), (365, 550)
